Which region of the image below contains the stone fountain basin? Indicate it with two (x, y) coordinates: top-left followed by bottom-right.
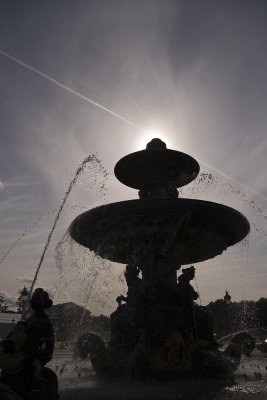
(69, 199), (250, 266)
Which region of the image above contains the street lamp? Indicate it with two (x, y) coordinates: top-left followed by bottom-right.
(20, 287), (30, 318)
(224, 290), (231, 305)
(21, 287), (29, 302)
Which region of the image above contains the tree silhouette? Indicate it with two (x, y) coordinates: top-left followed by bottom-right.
(16, 287), (29, 313)
(255, 298), (267, 328)
(206, 299), (259, 337)
(0, 295), (8, 312)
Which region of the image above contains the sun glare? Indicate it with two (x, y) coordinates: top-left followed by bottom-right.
(137, 130), (171, 150)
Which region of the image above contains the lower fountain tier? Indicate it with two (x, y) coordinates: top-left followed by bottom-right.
(69, 198), (250, 266)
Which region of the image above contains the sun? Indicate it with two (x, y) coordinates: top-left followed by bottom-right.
(137, 130), (171, 150)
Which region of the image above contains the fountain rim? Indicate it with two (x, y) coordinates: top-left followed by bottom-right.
(69, 197), (250, 249)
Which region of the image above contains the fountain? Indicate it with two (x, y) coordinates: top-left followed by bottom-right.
(69, 138), (251, 380)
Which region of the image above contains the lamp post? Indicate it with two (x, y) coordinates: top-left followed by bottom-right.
(21, 287), (29, 303)
(224, 290), (231, 305)
(20, 286), (30, 317)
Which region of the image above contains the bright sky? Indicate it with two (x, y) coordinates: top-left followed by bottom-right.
(0, 0), (266, 314)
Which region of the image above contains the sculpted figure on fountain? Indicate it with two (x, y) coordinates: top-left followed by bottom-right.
(177, 266), (199, 331)
(110, 265), (146, 349)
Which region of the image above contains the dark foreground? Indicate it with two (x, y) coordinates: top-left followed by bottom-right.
(50, 350), (267, 400)
(60, 380), (267, 400)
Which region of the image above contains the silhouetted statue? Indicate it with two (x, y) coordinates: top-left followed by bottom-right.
(116, 295), (127, 308)
(177, 266), (198, 301)
(110, 266), (144, 348)
(177, 266), (198, 333)
(124, 265), (140, 286)
(114, 265), (143, 310)
(0, 288), (58, 400)
(124, 265), (144, 307)
(176, 268), (217, 348)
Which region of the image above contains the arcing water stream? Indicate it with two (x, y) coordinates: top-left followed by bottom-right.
(0, 208), (57, 265)
(22, 154), (108, 313)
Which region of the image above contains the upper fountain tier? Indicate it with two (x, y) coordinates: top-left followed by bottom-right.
(69, 139), (250, 266)
(115, 138), (200, 198)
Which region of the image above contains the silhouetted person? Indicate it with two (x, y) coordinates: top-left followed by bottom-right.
(25, 288), (54, 367)
(0, 288), (57, 400)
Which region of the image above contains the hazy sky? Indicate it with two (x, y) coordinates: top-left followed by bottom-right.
(0, 0), (266, 314)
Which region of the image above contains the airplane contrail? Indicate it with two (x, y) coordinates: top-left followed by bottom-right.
(0, 49), (143, 131)
(0, 48), (266, 203)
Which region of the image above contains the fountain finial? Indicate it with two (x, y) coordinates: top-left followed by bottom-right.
(146, 138), (167, 150)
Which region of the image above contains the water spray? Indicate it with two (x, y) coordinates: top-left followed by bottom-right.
(79, 271), (98, 327)
(22, 154), (106, 317)
(197, 159), (267, 203)
(0, 208), (56, 265)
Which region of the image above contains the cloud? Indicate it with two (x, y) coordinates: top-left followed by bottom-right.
(0, 290), (17, 309)
(15, 276), (34, 285)
(3, 182), (40, 188)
